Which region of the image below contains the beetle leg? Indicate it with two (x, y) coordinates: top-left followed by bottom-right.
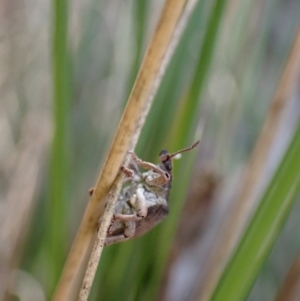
(113, 188), (148, 221)
(144, 172), (170, 186)
(88, 164), (137, 196)
(105, 220), (136, 246)
(124, 220), (136, 237)
(120, 165), (134, 178)
(129, 151), (170, 185)
(132, 187), (148, 218)
(113, 213), (142, 222)
(128, 151), (165, 175)
(128, 159), (141, 176)
(105, 235), (128, 245)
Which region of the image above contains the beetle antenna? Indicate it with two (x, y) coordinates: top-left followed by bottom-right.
(169, 140), (199, 159)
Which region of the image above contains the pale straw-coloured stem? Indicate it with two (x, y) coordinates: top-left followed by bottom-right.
(52, 1), (188, 300)
(78, 173), (124, 301)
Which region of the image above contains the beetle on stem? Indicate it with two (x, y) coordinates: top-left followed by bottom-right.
(91, 140), (199, 245)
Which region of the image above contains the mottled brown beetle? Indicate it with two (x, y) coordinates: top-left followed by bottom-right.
(93, 141), (199, 245)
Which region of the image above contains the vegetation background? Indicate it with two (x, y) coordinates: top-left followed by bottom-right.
(1, 0), (300, 300)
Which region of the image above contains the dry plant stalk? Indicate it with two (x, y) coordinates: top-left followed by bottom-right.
(78, 173), (124, 301)
(52, 0), (188, 300)
(78, 0), (198, 299)
(199, 26), (300, 301)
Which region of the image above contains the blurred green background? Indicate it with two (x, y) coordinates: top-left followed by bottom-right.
(1, 0), (300, 300)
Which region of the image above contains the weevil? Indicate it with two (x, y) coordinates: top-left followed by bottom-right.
(92, 140), (199, 246)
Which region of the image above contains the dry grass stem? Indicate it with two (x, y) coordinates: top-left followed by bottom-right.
(148, 0), (199, 104)
(77, 2), (197, 299)
(78, 173), (124, 301)
(199, 25), (300, 301)
(52, 0), (188, 300)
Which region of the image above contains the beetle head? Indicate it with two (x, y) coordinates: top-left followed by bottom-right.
(158, 140), (200, 173)
(159, 150), (172, 173)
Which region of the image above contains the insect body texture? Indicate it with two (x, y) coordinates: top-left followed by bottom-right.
(104, 141), (199, 246)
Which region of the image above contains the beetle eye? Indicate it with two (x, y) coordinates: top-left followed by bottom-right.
(159, 150), (169, 162)
(159, 153), (169, 162)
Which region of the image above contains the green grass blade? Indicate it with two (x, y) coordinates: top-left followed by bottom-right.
(48, 0), (70, 292)
(172, 0), (228, 148)
(210, 123), (300, 301)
